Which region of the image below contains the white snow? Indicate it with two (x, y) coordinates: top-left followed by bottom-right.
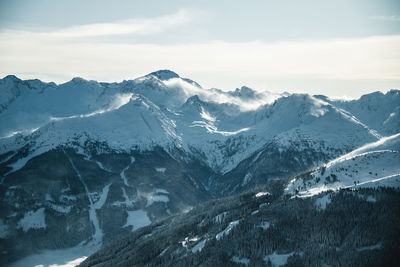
(241, 173), (252, 186)
(255, 191), (271, 198)
(315, 194), (331, 210)
(264, 252), (295, 267)
(4, 146), (51, 176)
(366, 195), (376, 202)
(159, 246), (170, 257)
(146, 194), (169, 207)
(93, 160), (112, 172)
(191, 239), (207, 253)
(144, 189), (170, 207)
(1, 74), (388, 178)
(251, 150), (263, 163)
(48, 256), (88, 267)
(59, 195), (77, 201)
(259, 221), (270, 230)
(231, 256), (250, 266)
(8, 243), (99, 267)
(251, 210), (259, 215)
(216, 220), (240, 240)
(113, 187), (135, 208)
(17, 208), (46, 232)
(286, 134), (400, 197)
(155, 188), (169, 194)
(123, 209), (151, 231)
(155, 167), (166, 173)
(47, 203), (72, 214)
(120, 156), (135, 186)
(66, 153), (103, 244)
(215, 211), (228, 223)
(93, 183), (111, 210)
(356, 242), (382, 252)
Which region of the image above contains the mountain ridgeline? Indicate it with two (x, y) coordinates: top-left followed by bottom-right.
(0, 70), (399, 266)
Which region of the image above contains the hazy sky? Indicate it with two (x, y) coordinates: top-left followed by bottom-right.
(0, 0), (399, 97)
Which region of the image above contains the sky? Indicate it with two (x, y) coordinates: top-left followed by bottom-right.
(0, 0), (399, 98)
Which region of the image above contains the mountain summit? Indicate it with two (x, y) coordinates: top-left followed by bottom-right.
(148, 69), (180, 80)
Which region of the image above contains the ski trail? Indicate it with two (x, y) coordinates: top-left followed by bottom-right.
(121, 187), (135, 208)
(120, 156), (135, 186)
(93, 160), (113, 173)
(65, 151), (103, 244)
(94, 183), (112, 210)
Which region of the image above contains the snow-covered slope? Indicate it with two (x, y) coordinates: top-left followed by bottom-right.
(285, 133), (400, 197)
(315, 90), (400, 135)
(0, 71), (397, 177)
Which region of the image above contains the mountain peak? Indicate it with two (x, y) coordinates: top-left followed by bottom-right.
(2, 75), (21, 83)
(70, 77), (88, 84)
(231, 86), (257, 98)
(148, 70), (180, 80)
(182, 95), (205, 110)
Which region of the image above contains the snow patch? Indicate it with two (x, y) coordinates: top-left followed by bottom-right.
(17, 208), (46, 232)
(47, 203), (72, 214)
(251, 210), (259, 215)
(191, 239), (207, 253)
(123, 209), (151, 231)
(155, 188), (169, 194)
(264, 252), (295, 267)
(5, 146), (50, 176)
(242, 173), (252, 186)
(113, 187), (135, 208)
(93, 183), (111, 210)
(146, 195), (169, 207)
(155, 167), (166, 173)
(216, 220), (240, 240)
(231, 256), (250, 266)
(356, 242), (382, 252)
(215, 211), (228, 223)
(259, 221), (270, 230)
(286, 134), (400, 197)
(8, 243), (99, 267)
(255, 191), (270, 198)
(315, 194), (331, 210)
(120, 156), (135, 186)
(159, 246), (170, 257)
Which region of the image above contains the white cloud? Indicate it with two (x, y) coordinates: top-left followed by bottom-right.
(0, 8), (196, 39)
(0, 9), (399, 98)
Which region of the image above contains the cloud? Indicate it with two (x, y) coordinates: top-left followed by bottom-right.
(0, 10), (399, 98)
(0, 8), (197, 39)
(369, 15), (400, 21)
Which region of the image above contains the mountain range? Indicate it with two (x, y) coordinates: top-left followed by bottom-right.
(0, 70), (399, 266)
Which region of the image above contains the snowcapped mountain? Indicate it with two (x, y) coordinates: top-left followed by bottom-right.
(0, 70), (399, 265)
(1, 70), (392, 177)
(285, 133), (400, 197)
